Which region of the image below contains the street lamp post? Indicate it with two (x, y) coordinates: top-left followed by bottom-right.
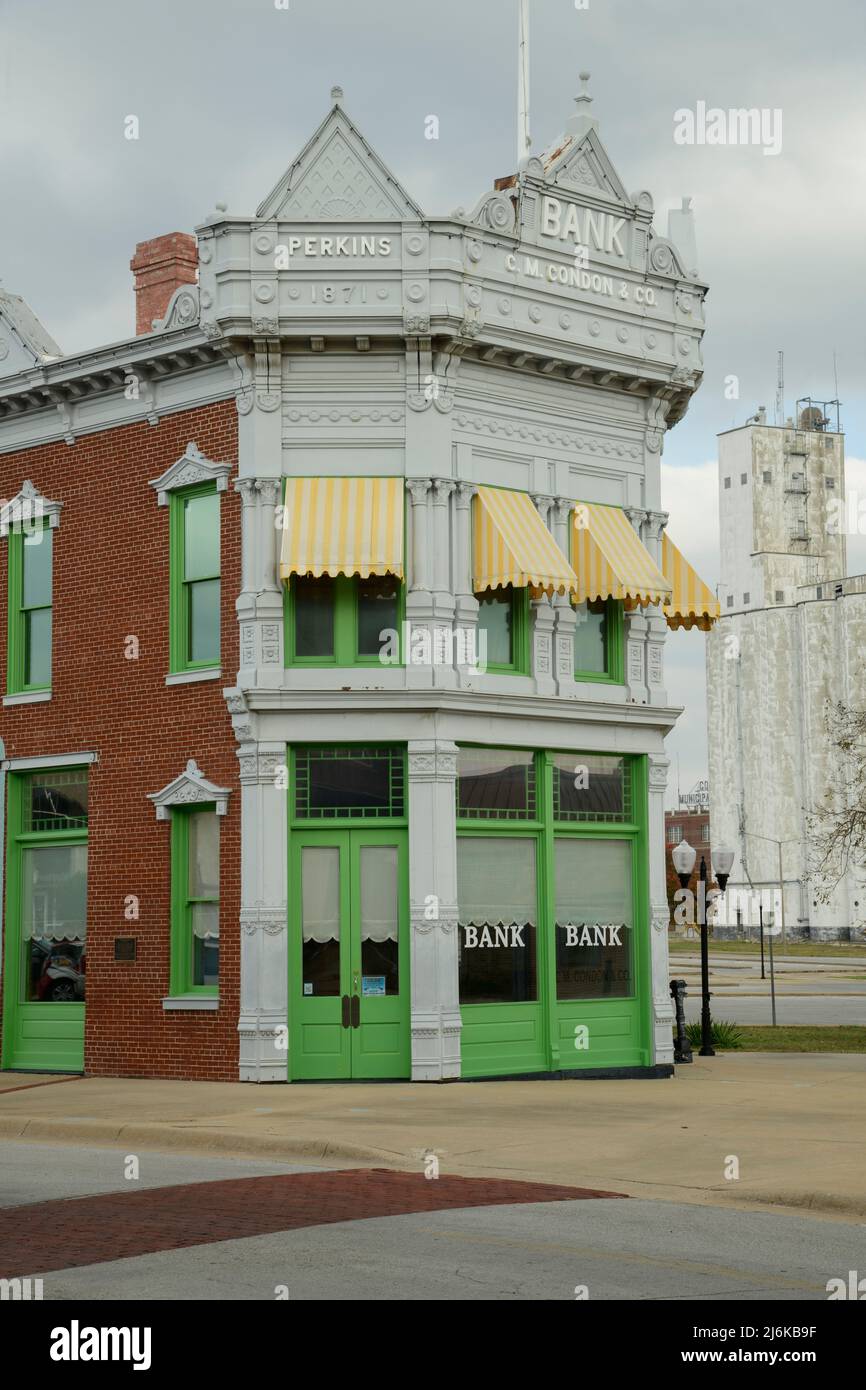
(672, 839), (735, 1059)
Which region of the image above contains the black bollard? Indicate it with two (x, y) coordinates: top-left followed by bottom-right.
(670, 978), (693, 1064)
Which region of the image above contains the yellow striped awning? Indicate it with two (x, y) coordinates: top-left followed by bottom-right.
(572, 503), (672, 607)
(662, 533), (720, 631)
(279, 477), (404, 581)
(473, 487), (577, 598)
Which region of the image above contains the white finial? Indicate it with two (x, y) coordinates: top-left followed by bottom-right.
(576, 72), (592, 109)
(331, 85), (344, 102)
(215, 201), (228, 213)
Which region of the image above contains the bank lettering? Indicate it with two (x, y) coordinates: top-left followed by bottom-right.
(541, 196), (626, 257)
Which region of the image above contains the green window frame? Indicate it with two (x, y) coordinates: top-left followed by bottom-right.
(6, 520), (53, 694)
(572, 597), (624, 683)
(474, 585), (530, 675)
(284, 573), (405, 668)
(169, 483), (221, 673)
(170, 805), (220, 995)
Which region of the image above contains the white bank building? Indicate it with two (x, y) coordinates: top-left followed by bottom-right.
(213, 84), (717, 1081)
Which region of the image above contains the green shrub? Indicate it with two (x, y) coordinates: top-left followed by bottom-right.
(684, 1019), (745, 1050)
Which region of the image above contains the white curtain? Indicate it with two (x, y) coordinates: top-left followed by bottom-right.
(457, 837), (537, 927)
(555, 838), (632, 927)
(302, 846), (341, 943)
(360, 845), (399, 943)
(22, 845), (88, 943)
(192, 903), (220, 941)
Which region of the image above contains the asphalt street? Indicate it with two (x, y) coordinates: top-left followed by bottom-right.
(0, 1141), (861, 1301)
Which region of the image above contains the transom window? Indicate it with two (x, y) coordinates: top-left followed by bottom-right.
(294, 746), (405, 821)
(457, 748), (536, 821)
(551, 753), (631, 823)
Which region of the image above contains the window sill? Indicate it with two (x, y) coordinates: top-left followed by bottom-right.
(3, 690), (51, 706)
(165, 668), (221, 687)
(161, 995), (219, 1011)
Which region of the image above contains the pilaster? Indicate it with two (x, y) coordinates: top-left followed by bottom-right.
(235, 477), (284, 689)
(225, 688), (289, 1082)
(454, 482), (480, 685)
(407, 740), (462, 1079)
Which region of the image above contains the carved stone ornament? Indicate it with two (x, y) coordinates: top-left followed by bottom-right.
(148, 759), (231, 820)
(149, 442), (232, 506)
(0, 479), (63, 536)
(468, 190), (517, 233)
(153, 283), (200, 333)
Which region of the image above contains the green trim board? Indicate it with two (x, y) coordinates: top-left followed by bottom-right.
(6, 521), (52, 694)
(168, 482), (221, 674)
(1, 767), (88, 1072)
(169, 805), (220, 996)
(457, 748), (650, 1078)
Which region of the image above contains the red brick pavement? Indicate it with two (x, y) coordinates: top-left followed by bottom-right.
(0, 1168), (626, 1277)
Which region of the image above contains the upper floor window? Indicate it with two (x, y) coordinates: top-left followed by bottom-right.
(8, 521), (53, 694)
(170, 485), (221, 672)
(666, 824), (681, 844)
(573, 599), (623, 682)
(171, 805), (220, 992)
(475, 586), (529, 675)
(286, 573), (402, 666)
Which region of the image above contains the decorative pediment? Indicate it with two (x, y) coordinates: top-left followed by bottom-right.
(149, 442), (231, 506)
(0, 479), (63, 536)
(148, 759), (231, 820)
(646, 235), (686, 279)
(542, 127), (632, 207)
(0, 289), (62, 380)
(256, 93), (424, 222)
(153, 283), (200, 334)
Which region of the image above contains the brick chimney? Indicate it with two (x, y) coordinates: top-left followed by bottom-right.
(129, 232), (198, 335)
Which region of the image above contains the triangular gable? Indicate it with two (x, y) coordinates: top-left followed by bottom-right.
(0, 290), (62, 379)
(256, 101), (424, 222)
(541, 127), (632, 207)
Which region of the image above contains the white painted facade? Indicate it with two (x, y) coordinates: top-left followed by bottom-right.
(0, 85), (712, 1077)
(707, 417), (866, 941)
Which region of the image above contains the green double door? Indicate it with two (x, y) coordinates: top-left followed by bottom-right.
(289, 829), (410, 1080)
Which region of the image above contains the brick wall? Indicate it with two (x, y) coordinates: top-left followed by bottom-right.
(0, 401), (241, 1080)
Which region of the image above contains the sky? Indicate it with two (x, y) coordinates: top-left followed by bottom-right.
(1, 0), (864, 804)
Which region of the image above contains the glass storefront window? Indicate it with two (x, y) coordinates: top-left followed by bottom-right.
(554, 838), (633, 999)
(457, 837), (538, 1003)
(551, 753), (630, 823)
(22, 844), (88, 1003)
(457, 748), (535, 820)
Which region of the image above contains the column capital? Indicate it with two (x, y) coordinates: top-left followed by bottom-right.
(234, 477), (258, 505)
(406, 478), (433, 505)
(532, 493), (556, 518)
(256, 477), (281, 506)
(408, 739), (459, 783)
(554, 496), (573, 523)
(624, 505), (647, 531)
(455, 481), (476, 509)
(432, 478), (457, 505)
(647, 753), (671, 791)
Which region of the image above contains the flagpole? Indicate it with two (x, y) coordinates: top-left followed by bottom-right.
(518, 0), (531, 166)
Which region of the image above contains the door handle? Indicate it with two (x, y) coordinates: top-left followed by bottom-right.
(341, 994), (351, 1029)
(351, 994), (360, 1029)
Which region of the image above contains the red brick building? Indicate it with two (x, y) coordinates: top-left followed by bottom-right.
(0, 243), (242, 1078)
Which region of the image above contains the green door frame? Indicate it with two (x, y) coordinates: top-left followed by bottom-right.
(1, 770), (87, 1072)
(288, 826), (410, 1081)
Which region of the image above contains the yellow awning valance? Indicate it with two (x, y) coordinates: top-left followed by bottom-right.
(572, 503), (671, 607)
(279, 476), (404, 582)
(662, 534), (720, 631)
(473, 487), (577, 598)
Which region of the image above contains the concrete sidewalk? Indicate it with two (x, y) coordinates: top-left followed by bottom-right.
(1, 1054), (863, 1221)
